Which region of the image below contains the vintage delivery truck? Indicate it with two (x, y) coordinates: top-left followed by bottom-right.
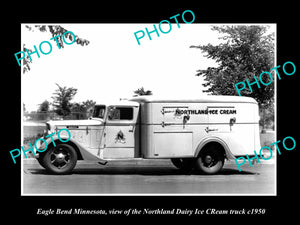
(35, 95), (261, 174)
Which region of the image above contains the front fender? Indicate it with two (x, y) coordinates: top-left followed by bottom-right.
(36, 135), (101, 161)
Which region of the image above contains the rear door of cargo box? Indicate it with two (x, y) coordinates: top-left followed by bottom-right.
(206, 103), (256, 156)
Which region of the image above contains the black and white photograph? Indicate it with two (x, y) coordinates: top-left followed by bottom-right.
(4, 4), (298, 221)
(20, 23), (277, 195)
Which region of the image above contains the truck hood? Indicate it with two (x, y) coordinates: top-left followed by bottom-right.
(47, 118), (103, 127)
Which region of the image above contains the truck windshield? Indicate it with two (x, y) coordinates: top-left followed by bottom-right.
(92, 105), (106, 119)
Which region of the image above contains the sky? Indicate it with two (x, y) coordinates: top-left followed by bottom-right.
(21, 23), (275, 112)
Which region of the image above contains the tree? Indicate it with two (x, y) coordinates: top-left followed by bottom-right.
(190, 25), (275, 108)
(38, 100), (50, 112)
(81, 100), (96, 111)
(133, 87), (153, 96)
(52, 83), (77, 117)
(23, 25), (90, 73)
(71, 100), (96, 119)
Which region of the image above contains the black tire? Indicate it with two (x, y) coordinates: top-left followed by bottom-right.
(36, 155), (46, 169)
(171, 158), (195, 172)
(195, 146), (224, 174)
(42, 144), (77, 174)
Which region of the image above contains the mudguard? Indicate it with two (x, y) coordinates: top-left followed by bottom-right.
(36, 134), (101, 161)
(195, 136), (236, 160)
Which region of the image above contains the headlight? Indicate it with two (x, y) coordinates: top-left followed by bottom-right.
(43, 123), (51, 138)
(46, 122), (50, 131)
(43, 129), (48, 137)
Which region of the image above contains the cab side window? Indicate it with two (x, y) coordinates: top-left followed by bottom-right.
(108, 107), (133, 120)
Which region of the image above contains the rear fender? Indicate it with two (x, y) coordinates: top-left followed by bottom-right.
(195, 136), (235, 160)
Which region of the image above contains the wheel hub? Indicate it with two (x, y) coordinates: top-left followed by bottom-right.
(55, 153), (66, 164)
(50, 149), (70, 169)
(205, 155), (212, 164)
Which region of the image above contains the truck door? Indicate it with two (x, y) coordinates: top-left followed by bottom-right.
(102, 105), (139, 159)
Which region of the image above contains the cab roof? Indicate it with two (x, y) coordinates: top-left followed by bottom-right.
(98, 99), (140, 107)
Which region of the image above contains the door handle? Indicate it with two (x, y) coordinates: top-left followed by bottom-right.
(161, 122), (171, 127)
(205, 127), (218, 133)
(229, 117), (236, 131)
(129, 125), (135, 132)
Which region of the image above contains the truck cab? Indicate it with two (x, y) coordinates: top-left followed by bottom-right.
(94, 101), (140, 159)
(35, 95), (261, 175)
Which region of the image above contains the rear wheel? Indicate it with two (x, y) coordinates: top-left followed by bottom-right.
(195, 145), (225, 174)
(42, 144), (77, 174)
(171, 158), (195, 172)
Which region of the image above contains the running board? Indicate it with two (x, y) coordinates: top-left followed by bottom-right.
(97, 160), (108, 165)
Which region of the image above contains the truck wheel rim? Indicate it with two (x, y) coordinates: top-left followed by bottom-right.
(202, 153), (218, 168)
(50, 147), (71, 169)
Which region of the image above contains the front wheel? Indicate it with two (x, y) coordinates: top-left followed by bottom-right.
(195, 146), (224, 174)
(42, 144), (77, 174)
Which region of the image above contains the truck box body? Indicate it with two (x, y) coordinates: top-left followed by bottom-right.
(130, 96), (260, 159)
